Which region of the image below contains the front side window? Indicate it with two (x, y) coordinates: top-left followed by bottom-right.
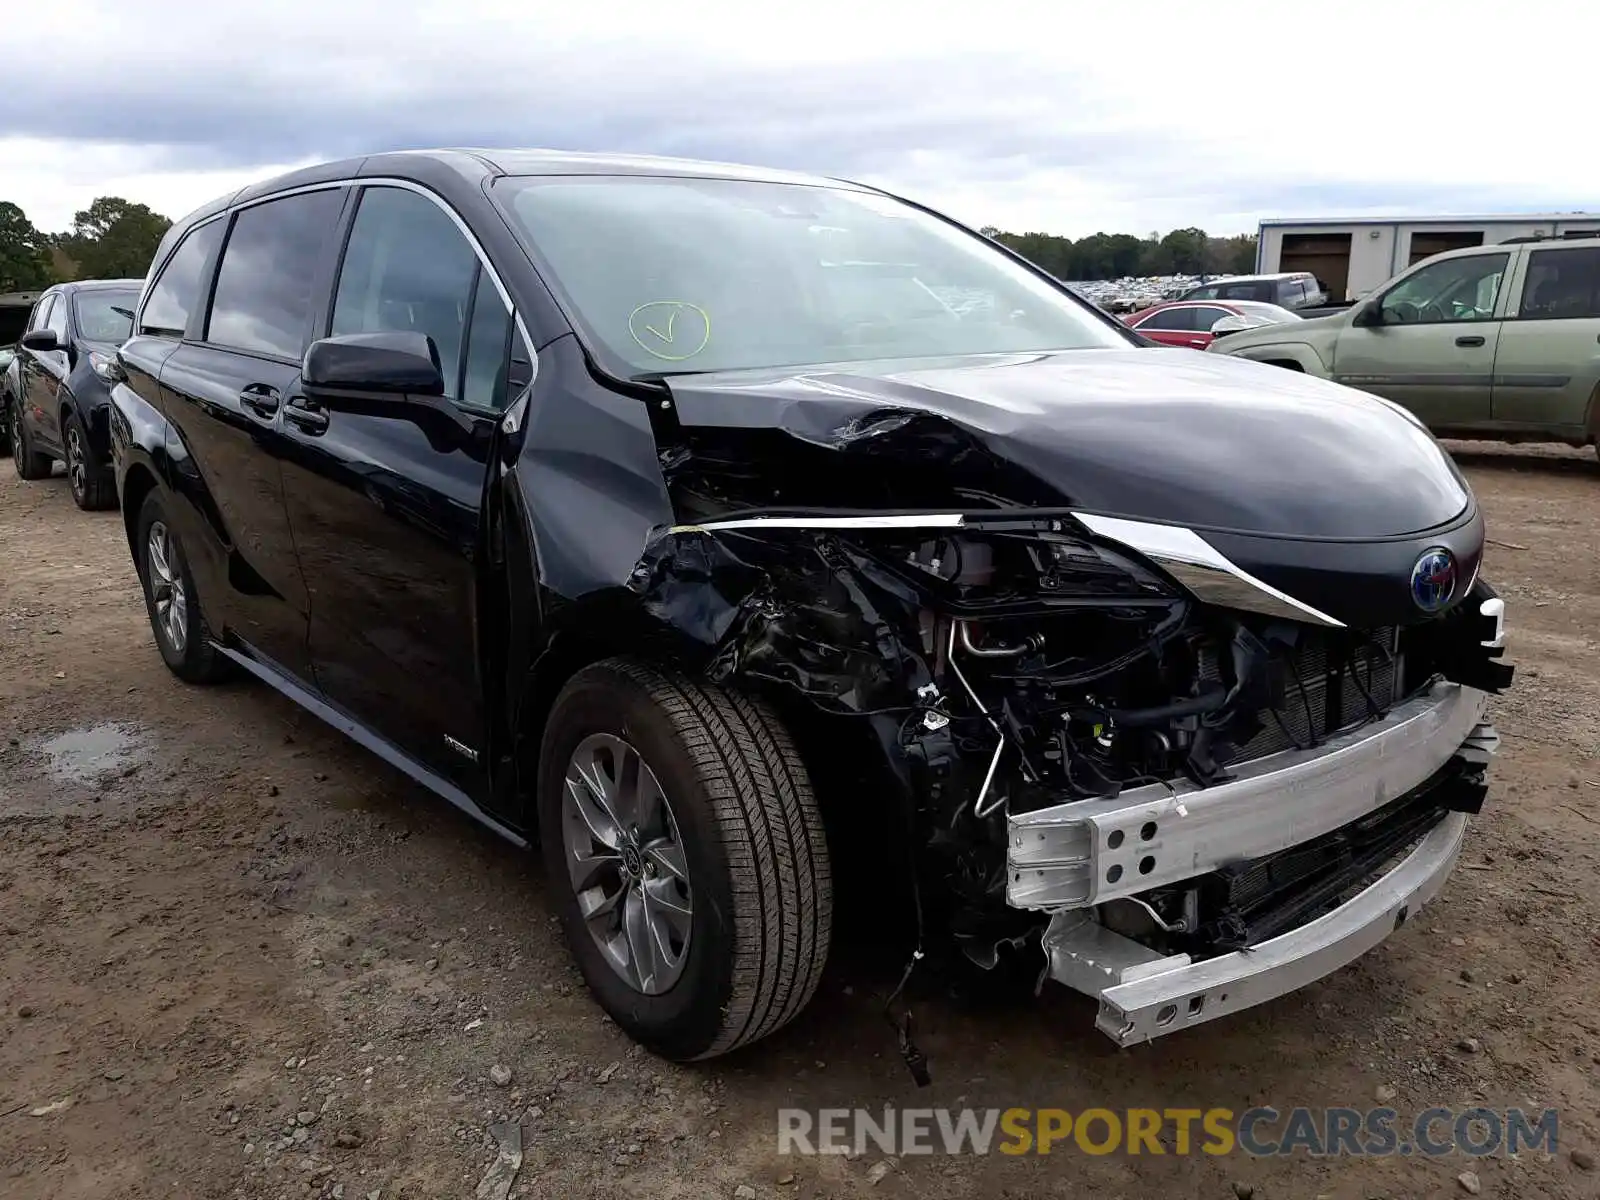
(1190, 305), (1236, 331)
(208, 189), (343, 359)
(1379, 253), (1507, 325)
(1135, 307), (1196, 332)
(496, 175), (1132, 376)
(140, 220), (224, 338)
(28, 295), (55, 332)
(331, 186), (514, 409)
(74, 290), (139, 343)
(45, 295), (70, 339)
(1519, 247), (1600, 320)
(460, 269), (513, 410)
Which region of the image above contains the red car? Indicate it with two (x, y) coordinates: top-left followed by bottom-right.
(1123, 299), (1301, 349)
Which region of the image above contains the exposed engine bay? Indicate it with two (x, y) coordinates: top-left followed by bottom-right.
(631, 496), (1510, 976)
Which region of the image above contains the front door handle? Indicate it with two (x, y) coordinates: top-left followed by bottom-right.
(283, 398), (329, 435)
(239, 385), (280, 419)
(1455, 335), (1486, 347)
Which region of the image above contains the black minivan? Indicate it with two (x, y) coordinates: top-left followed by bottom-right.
(111, 150), (1509, 1061)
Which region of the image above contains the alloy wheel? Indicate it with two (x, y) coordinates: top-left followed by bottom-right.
(67, 426), (85, 500)
(146, 521), (189, 654)
(560, 732), (693, 995)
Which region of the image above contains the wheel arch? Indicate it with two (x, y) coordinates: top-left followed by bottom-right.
(506, 603), (697, 821)
(120, 462), (161, 558)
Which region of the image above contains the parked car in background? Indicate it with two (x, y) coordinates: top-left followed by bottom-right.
(1181, 271), (1329, 311)
(1123, 299), (1302, 349)
(0, 291), (31, 459)
(8, 279), (142, 507)
(0, 346), (15, 457)
(1208, 237), (1600, 457)
(112, 149), (1509, 1064)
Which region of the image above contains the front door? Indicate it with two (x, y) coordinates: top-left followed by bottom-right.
(1491, 245), (1600, 437)
(276, 184), (519, 787)
(1331, 250), (1510, 429)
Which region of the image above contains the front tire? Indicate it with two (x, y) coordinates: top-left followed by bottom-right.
(135, 491), (227, 683)
(538, 659), (832, 1061)
(10, 401), (52, 480)
(64, 413), (115, 510)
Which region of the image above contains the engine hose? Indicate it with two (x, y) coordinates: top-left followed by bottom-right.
(1101, 684), (1228, 728)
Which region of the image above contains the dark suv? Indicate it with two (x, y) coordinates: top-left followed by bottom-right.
(111, 150), (1510, 1063)
(9, 279), (142, 508)
(1180, 272), (1328, 310)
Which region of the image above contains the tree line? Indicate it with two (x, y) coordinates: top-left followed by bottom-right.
(980, 225), (1258, 281)
(1, 192), (1262, 295)
(0, 198), (172, 292)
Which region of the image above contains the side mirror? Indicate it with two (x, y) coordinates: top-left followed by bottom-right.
(302, 331), (445, 396)
(1209, 315), (1254, 337)
(1351, 301), (1385, 328)
(20, 329), (60, 353)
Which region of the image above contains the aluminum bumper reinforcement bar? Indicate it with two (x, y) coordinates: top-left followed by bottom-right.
(1007, 681), (1490, 910)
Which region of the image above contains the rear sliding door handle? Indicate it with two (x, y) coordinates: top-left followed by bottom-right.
(239, 385), (281, 418)
(1455, 335), (1486, 347)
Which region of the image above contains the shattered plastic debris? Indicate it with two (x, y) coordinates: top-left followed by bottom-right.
(474, 1122), (522, 1200)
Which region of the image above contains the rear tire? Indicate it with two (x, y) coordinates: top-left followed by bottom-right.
(134, 490), (227, 684)
(65, 413), (115, 511)
(538, 658), (832, 1060)
(10, 401), (52, 480)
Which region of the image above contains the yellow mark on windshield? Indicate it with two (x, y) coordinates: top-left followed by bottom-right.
(629, 301), (711, 362)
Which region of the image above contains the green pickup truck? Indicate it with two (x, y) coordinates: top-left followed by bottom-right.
(1209, 236), (1600, 456)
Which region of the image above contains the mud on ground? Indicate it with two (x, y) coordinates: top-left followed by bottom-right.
(1, 444), (1597, 1200)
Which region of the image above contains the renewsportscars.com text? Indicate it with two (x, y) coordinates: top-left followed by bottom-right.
(777, 1106), (1559, 1158)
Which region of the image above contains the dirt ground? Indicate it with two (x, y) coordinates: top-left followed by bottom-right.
(1, 443), (1597, 1200)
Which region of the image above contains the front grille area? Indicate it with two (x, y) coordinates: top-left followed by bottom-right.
(1205, 627), (1401, 763)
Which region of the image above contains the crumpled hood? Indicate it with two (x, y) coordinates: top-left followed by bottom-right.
(662, 347), (1471, 539)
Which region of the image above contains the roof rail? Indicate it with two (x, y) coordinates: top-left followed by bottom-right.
(1499, 231), (1600, 245)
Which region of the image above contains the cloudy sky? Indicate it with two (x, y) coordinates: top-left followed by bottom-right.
(5, 0), (1593, 239)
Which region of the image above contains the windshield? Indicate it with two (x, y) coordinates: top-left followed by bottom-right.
(73, 290), (138, 343)
(496, 176), (1132, 375)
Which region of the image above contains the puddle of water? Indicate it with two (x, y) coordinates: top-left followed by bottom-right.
(39, 722), (150, 785)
